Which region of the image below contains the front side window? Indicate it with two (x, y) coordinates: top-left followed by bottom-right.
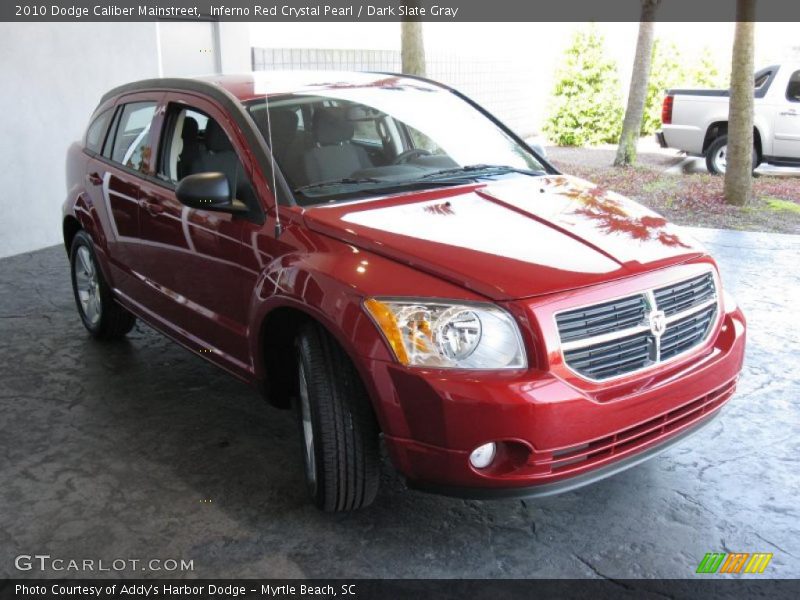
(84, 108), (113, 154)
(246, 83), (546, 206)
(109, 102), (157, 172)
(158, 105), (256, 206)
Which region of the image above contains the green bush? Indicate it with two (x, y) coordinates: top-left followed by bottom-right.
(543, 26), (624, 146)
(689, 49), (728, 89)
(641, 39), (686, 136)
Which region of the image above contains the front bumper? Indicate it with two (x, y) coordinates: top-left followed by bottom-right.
(409, 409), (721, 499)
(368, 300), (745, 496)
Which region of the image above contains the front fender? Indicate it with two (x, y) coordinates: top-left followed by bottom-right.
(245, 235), (488, 434)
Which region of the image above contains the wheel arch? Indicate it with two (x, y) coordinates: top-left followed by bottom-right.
(256, 304), (314, 409)
(253, 294), (390, 428)
(63, 215), (82, 254)
(702, 120), (764, 161)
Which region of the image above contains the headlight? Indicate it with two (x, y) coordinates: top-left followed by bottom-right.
(364, 298), (527, 369)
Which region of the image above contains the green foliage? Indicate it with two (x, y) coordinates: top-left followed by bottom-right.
(641, 41), (729, 136)
(641, 39), (685, 136)
(543, 27), (624, 146)
(690, 50), (728, 89)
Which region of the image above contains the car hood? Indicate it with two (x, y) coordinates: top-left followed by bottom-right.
(302, 175), (705, 301)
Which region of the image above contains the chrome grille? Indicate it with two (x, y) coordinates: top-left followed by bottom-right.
(556, 271), (719, 381)
(653, 272), (716, 316)
(660, 304), (717, 360)
(563, 331), (652, 381)
(556, 295), (648, 343)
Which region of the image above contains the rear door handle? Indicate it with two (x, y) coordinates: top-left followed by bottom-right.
(86, 172), (103, 186)
(780, 109), (798, 116)
(140, 199), (165, 216)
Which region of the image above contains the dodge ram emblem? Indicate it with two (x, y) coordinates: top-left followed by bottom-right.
(649, 310), (667, 338)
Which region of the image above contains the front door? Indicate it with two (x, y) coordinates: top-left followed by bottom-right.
(773, 69), (800, 159)
(135, 95), (262, 377)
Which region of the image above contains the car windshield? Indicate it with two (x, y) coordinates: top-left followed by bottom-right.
(245, 84), (547, 205)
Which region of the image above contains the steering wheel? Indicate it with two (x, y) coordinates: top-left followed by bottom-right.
(392, 148), (432, 165)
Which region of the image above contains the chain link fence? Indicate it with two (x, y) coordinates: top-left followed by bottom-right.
(252, 47), (539, 137)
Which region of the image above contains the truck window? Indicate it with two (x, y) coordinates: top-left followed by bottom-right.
(755, 71), (771, 89)
(787, 71), (800, 102)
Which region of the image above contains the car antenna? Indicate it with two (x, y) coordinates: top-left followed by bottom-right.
(262, 89), (283, 238)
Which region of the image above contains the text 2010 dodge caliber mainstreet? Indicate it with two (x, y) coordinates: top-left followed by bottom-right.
(63, 73), (746, 511)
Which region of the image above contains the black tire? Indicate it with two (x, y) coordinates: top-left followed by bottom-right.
(293, 322), (380, 511)
(705, 135), (759, 175)
(69, 230), (136, 339)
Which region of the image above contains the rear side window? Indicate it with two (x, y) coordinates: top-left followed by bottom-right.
(109, 102), (157, 172)
(84, 109), (113, 154)
(787, 71), (800, 102)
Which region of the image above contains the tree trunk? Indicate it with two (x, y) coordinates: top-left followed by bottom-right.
(724, 0), (756, 206)
(614, 1), (660, 166)
(401, 20), (426, 77)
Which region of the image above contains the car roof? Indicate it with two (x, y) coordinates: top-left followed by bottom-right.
(177, 71), (447, 103)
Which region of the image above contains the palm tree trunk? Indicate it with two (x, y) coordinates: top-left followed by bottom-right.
(615, 1), (660, 166)
(724, 0), (756, 206)
(401, 20), (426, 77)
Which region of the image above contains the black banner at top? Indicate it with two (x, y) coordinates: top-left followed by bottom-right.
(3, 0), (800, 22)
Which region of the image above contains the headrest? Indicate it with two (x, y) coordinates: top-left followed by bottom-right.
(204, 119), (232, 152)
(312, 108), (354, 146)
(251, 109), (299, 146)
(181, 116), (199, 141)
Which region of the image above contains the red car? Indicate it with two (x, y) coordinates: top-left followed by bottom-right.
(63, 73), (746, 511)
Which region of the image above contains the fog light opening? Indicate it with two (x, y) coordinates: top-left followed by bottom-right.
(469, 442), (497, 469)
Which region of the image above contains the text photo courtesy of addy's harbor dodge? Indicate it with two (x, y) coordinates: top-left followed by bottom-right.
(37, 3), (461, 19)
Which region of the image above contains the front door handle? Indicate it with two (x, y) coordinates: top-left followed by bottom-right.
(780, 109), (798, 116)
(86, 172), (103, 186)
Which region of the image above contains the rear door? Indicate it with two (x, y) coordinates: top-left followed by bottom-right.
(135, 93), (261, 376)
(773, 69), (800, 159)
(87, 93), (163, 301)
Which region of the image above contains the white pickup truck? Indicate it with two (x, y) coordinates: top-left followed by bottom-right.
(657, 64), (800, 174)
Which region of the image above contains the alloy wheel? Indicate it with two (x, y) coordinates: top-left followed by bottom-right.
(713, 145), (728, 173)
(297, 362), (318, 495)
(74, 246), (101, 326)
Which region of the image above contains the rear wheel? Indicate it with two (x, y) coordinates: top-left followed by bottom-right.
(705, 135), (759, 175)
(293, 322), (380, 511)
(69, 230), (135, 339)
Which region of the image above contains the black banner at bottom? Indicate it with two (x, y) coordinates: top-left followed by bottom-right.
(1, 579), (799, 600)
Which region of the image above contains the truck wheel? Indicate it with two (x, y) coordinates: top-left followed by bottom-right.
(69, 230), (136, 339)
(705, 135), (759, 175)
(293, 322), (380, 511)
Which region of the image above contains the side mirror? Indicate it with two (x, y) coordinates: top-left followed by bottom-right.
(175, 172), (247, 213)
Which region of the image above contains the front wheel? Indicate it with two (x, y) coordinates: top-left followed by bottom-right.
(293, 322), (380, 512)
(705, 135), (759, 175)
(69, 230), (135, 339)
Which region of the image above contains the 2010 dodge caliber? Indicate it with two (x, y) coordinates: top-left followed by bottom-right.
(63, 72), (746, 511)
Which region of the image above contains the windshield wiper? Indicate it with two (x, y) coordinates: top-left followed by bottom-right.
(294, 176), (476, 198)
(417, 164), (543, 180)
(294, 177), (385, 193)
